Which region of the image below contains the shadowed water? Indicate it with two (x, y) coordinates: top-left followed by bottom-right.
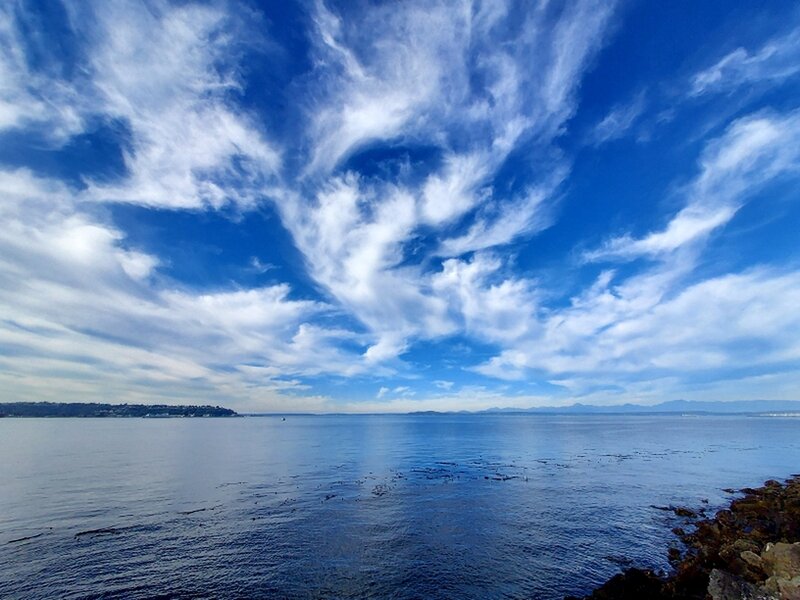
(1, 414), (799, 599)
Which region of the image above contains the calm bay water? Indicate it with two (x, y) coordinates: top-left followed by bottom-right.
(1, 414), (799, 599)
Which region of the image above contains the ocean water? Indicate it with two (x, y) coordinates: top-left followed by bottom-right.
(1, 414), (799, 599)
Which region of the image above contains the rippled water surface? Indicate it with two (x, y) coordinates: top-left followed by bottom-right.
(1, 414), (799, 599)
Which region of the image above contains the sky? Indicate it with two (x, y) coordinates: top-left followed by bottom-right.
(2, 0), (800, 413)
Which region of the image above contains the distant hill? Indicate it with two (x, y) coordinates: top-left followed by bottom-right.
(481, 399), (800, 414)
(0, 402), (238, 418)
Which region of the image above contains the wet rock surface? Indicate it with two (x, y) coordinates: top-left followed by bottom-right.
(567, 477), (800, 600)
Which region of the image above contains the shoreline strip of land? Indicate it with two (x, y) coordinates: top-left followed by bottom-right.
(0, 402), (237, 418)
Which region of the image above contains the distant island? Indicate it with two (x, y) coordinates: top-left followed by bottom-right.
(0, 402), (238, 418)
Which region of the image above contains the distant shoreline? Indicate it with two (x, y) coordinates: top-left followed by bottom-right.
(3, 399), (799, 418)
(0, 402), (238, 418)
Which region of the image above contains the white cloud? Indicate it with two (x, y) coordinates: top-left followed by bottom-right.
(585, 110), (800, 262)
(3, 1), (280, 210)
(2, 0), (622, 382)
(304, 0), (471, 175)
(467, 108), (800, 400)
(280, 175), (456, 364)
(472, 266), (800, 393)
(691, 26), (800, 96)
(420, 153), (490, 227)
(0, 169), (370, 410)
(589, 91), (647, 145)
(0, 5), (84, 137)
(542, 0), (616, 116)
(248, 257), (275, 274)
(275, 0), (618, 364)
(0, 15), (45, 131)
(393, 386), (415, 396)
(432, 253), (539, 345)
(439, 168), (566, 255)
(339, 387), (551, 414)
(10, 1), (800, 411)
(81, 1), (280, 209)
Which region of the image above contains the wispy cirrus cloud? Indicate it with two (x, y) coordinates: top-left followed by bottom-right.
(589, 91), (647, 146)
(2, 0), (620, 382)
(3, 0), (800, 411)
(0, 168), (371, 409)
(472, 107), (800, 395)
(691, 26), (800, 96)
(584, 110), (800, 262)
(3, 0), (280, 210)
(0, 3), (83, 137)
(431, 253), (539, 346)
(83, 1), (281, 209)
(277, 0), (617, 363)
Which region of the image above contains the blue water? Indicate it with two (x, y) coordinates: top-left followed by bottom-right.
(1, 414), (799, 599)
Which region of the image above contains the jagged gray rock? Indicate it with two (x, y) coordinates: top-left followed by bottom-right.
(707, 569), (777, 600)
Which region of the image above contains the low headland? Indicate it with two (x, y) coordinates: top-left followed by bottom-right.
(568, 476), (800, 600)
(0, 402), (238, 418)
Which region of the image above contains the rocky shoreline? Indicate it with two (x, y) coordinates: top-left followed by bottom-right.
(568, 476), (800, 600)
(566, 475), (800, 600)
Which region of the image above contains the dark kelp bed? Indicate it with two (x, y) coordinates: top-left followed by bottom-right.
(568, 476), (800, 600)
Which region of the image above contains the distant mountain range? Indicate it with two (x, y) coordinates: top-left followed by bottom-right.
(479, 399), (800, 414)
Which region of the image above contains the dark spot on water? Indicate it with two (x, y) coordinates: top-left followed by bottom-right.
(372, 484), (391, 497)
(75, 527), (125, 538)
(7, 533), (45, 544)
(177, 505), (221, 515)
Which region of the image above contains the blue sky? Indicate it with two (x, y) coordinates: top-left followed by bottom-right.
(2, 0), (800, 412)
